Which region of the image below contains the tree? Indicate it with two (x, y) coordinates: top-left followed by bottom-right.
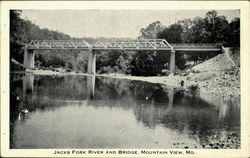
(157, 24), (183, 43)
(177, 18), (193, 43)
(138, 21), (165, 39)
(10, 10), (27, 63)
(131, 51), (156, 76)
(204, 10), (229, 43)
(189, 17), (210, 43)
(96, 50), (134, 74)
(227, 18), (240, 48)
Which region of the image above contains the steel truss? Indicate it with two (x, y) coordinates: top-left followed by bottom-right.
(27, 40), (90, 50)
(27, 39), (221, 51)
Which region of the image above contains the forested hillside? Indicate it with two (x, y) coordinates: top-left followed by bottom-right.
(131, 10), (240, 76)
(10, 10), (240, 76)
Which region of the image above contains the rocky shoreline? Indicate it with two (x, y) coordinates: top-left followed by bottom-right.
(99, 70), (240, 97)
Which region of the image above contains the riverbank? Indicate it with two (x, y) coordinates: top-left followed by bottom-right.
(99, 69), (240, 97)
(12, 66), (240, 97)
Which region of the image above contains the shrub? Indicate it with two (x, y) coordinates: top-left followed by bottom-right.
(187, 84), (200, 95)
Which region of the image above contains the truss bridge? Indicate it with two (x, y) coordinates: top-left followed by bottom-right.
(25, 39), (224, 75)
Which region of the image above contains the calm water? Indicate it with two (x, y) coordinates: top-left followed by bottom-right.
(10, 73), (240, 149)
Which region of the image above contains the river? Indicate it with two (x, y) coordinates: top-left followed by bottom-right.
(10, 73), (240, 149)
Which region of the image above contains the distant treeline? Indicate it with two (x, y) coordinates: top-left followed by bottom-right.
(10, 10), (239, 76)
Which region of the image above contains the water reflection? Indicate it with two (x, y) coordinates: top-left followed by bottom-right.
(23, 73), (34, 94)
(87, 75), (95, 100)
(10, 74), (240, 149)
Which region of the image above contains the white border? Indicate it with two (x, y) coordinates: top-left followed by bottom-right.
(1, 1), (250, 157)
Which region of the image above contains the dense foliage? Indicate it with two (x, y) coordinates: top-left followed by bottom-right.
(10, 10), (240, 76)
(131, 10), (240, 76)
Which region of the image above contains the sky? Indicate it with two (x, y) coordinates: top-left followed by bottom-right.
(20, 10), (240, 38)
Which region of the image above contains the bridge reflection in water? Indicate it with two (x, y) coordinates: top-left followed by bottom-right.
(87, 75), (95, 100)
(23, 73), (34, 94)
(22, 74), (97, 104)
(20, 74), (238, 118)
(10, 74), (240, 149)
(22, 74), (175, 107)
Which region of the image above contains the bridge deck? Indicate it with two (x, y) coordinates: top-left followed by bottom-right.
(171, 43), (221, 51)
(27, 39), (221, 52)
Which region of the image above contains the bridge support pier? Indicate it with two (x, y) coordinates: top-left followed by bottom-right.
(24, 47), (35, 70)
(87, 50), (96, 75)
(169, 50), (175, 74)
